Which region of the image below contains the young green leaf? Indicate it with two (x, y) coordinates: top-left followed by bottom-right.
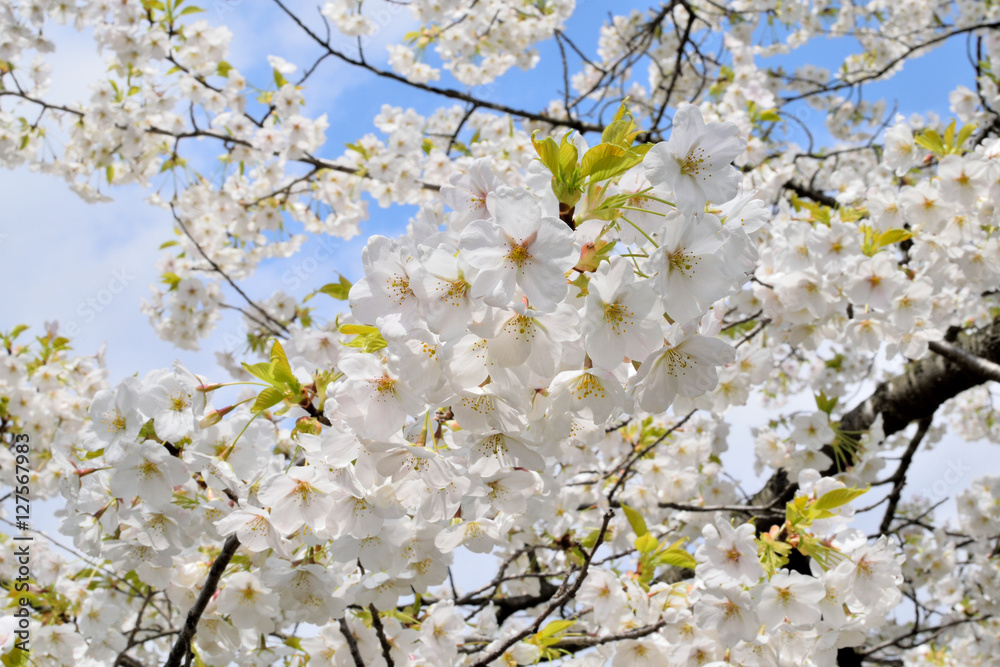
(621, 503), (649, 537)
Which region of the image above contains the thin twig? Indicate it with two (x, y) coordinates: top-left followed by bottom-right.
(879, 417), (933, 535)
(468, 511), (615, 667)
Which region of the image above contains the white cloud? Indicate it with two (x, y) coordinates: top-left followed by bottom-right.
(0, 168), (230, 380)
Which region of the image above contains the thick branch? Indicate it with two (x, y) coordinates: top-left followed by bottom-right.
(928, 339), (1000, 383)
(550, 619), (669, 653)
(840, 320), (1000, 436)
(753, 317), (1000, 510)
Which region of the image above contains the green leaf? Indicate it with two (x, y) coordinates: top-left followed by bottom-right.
(580, 143), (626, 180)
(252, 386), (286, 413)
(339, 324), (376, 335)
(316, 275), (352, 301)
(241, 361), (275, 384)
(579, 526), (611, 550)
(339, 324), (387, 354)
(814, 391), (838, 415)
(159, 240), (179, 249)
(652, 547), (697, 570)
(216, 61), (233, 78)
(269, 340), (293, 378)
(635, 532), (658, 553)
(601, 118), (636, 147)
(273, 68), (288, 89)
(138, 419), (159, 442)
(812, 486), (868, 511)
(557, 133), (579, 175)
(756, 108), (781, 122)
(536, 619), (575, 641)
(621, 503), (648, 537)
(179, 4), (203, 14)
(875, 228), (913, 248)
(914, 128), (945, 155)
(956, 122), (978, 149)
(161, 272), (182, 290)
(2, 647), (30, 667)
(531, 131), (560, 174)
(943, 119), (956, 149)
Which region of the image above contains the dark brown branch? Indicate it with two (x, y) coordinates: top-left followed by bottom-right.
(339, 617), (366, 667)
(549, 618), (669, 653)
(782, 179), (839, 209)
(929, 339), (1000, 383)
(163, 535), (240, 667)
(752, 317), (1000, 513)
(859, 614), (992, 657)
(468, 511), (614, 667)
(879, 417), (933, 534)
(268, 0), (604, 135)
(647, 11), (696, 135)
(369, 604), (395, 667)
(605, 410), (696, 503)
(782, 22), (1000, 105)
(840, 319), (1000, 436)
(169, 203), (290, 337)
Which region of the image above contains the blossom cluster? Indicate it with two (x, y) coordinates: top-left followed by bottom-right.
(19, 103), (912, 666)
(5, 0), (1000, 664)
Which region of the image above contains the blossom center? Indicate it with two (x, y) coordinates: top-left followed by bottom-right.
(169, 393), (190, 411)
(371, 376), (396, 396)
(680, 147), (708, 177)
(573, 374), (606, 400)
(506, 243), (531, 267)
(666, 249), (697, 275)
(603, 302), (630, 332)
(104, 410), (126, 433)
(445, 279), (469, 304)
(386, 276), (412, 304)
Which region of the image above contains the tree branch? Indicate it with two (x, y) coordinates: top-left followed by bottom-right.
(879, 416), (933, 534)
(163, 535), (240, 667)
(268, 0), (604, 135)
(469, 511), (614, 666)
(369, 604), (395, 667)
(752, 317), (1000, 511)
(928, 339), (1000, 383)
(339, 617), (366, 667)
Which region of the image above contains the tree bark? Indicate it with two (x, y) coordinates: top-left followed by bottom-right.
(751, 317), (1000, 511)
